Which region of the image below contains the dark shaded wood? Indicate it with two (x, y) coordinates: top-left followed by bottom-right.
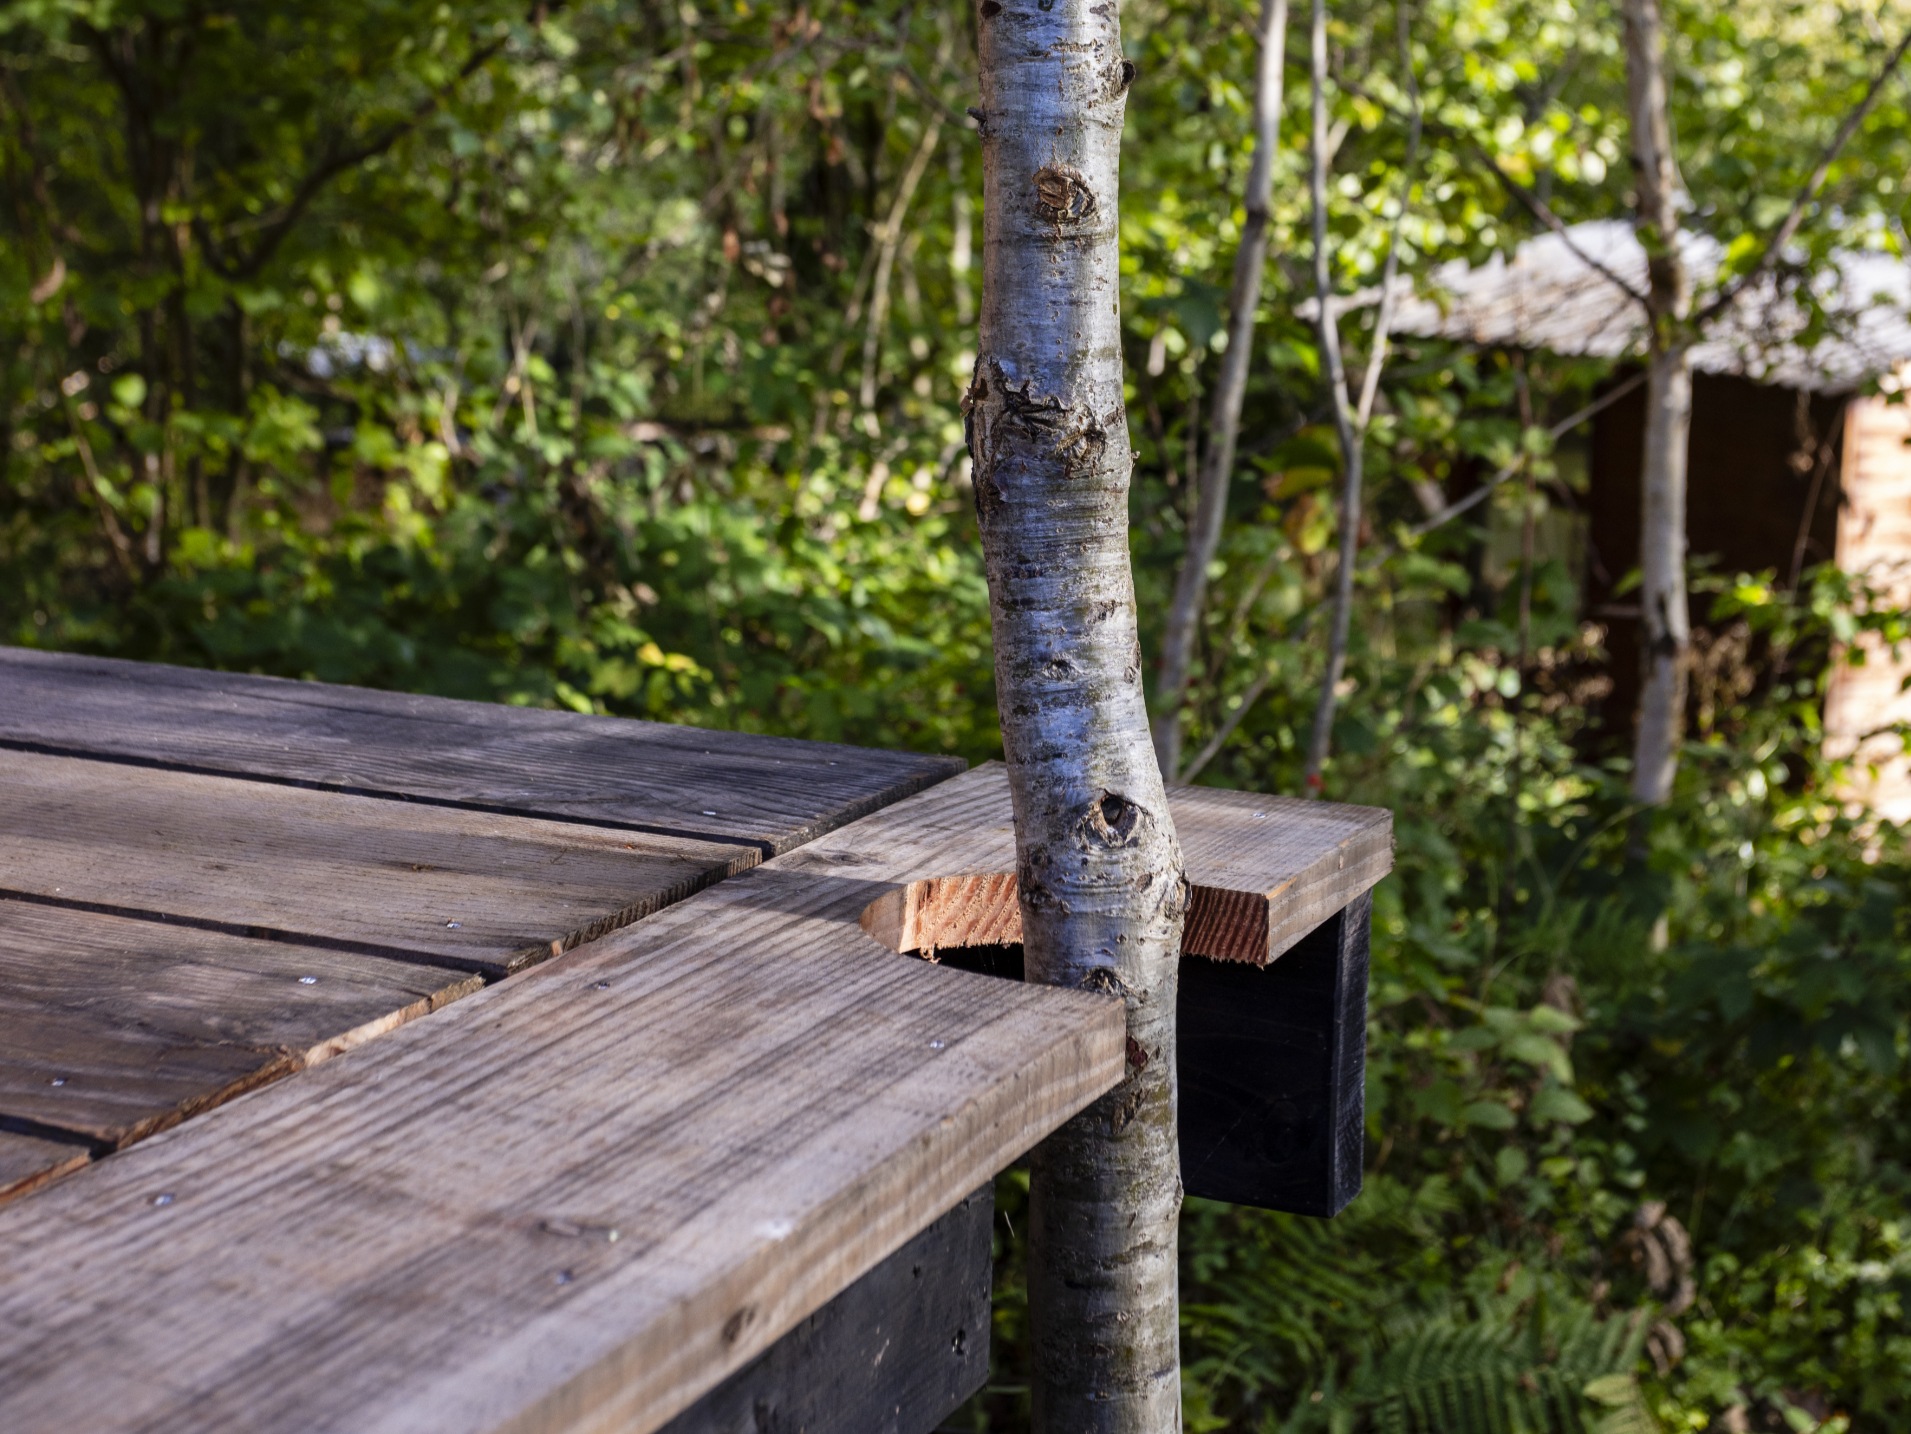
(929, 894), (1373, 1218)
(1178, 892), (1371, 1216)
(0, 1129), (90, 1203)
(0, 748), (756, 978)
(1586, 371), (1845, 736)
(0, 899), (480, 1161)
(660, 1186), (992, 1434)
(0, 648), (964, 855)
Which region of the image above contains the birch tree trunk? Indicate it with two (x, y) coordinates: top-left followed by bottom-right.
(1621, 0), (1692, 809)
(1152, 0), (1289, 780)
(967, 0), (1190, 1427)
(1301, 0), (1362, 787)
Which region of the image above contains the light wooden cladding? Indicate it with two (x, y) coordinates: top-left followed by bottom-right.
(859, 776), (1393, 966)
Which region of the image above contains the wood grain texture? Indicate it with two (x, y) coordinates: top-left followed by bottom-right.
(0, 766), (1125, 1434)
(659, 1186), (991, 1434)
(0, 1130), (89, 1203)
(0, 748), (756, 977)
(0, 899), (479, 1159)
(857, 769), (1392, 965)
(0, 647), (964, 854)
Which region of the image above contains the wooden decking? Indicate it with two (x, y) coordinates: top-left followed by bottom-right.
(0, 650), (1392, 1434)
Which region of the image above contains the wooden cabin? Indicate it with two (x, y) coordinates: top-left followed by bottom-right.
(1372, 221), (1911, 814)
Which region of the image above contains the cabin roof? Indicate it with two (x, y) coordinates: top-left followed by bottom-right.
(1342, 219), (1911, 394)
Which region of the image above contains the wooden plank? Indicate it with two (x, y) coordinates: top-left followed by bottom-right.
(0, 899), (480, 1160)
(0, 748), (757, 978)
(1179, 893), (1372, 1216)
(0, 1130), (90, 1203)
(858, 770), (1392, 965)
(0, 766), (1125, 1434)
(659, 1187), (991, 1434)
(0, 647), (964, 855)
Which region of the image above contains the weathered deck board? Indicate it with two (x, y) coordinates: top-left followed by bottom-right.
(0, 769), (1125, 1434)
(0, 647), (964, 854)
(0, 748), (756, 977)
(0, 1130), (90, 1203)
(0, 899), (479, 1157)
(857, 769), (1392, 964)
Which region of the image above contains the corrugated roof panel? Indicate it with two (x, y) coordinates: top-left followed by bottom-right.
(1331, 220), (1911, 393)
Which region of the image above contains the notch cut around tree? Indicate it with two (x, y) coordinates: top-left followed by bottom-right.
(857, 780), (1391, 966)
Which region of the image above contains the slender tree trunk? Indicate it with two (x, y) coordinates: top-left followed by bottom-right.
(1302, 0), (1362, 788)
(967, 2), (1189, 1428)
(1152, 0), (1289, 779)
(1621, 0), (1692, 809)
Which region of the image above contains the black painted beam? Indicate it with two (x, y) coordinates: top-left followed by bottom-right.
(1178, 892), (1371, 1216)
(923, 895), (1373, 1219)
(660, 1186), (993, 1434)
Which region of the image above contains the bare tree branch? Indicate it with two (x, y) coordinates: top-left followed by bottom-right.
(1352, 0), (1422, 431)
(1695, 24), (1911, 328)
(1400, 369), (1647, 539)
(1153, 0), (1290, 777)
(1338, 74), (1651, 310)
(212, 26), (520, 280)
(1302, 0), (1363, 787)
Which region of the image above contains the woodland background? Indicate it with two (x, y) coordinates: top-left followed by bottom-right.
(6, 1), (1911, 1428)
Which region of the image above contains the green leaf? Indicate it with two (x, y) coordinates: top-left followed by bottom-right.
(1527, 1085), (1594, 1126)
(1463, 1100), (1518, 1130)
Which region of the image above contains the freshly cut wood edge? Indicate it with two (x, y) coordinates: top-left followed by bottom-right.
(855, 784), (1393, 966)
(0, 1130), (90, 1205)
(857, 873), (1020, 955)
(298, 972), (486, 1067)
(849, 772), (1392, 965)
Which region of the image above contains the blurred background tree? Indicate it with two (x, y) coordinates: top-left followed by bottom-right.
(6, 0), (1911, 1428)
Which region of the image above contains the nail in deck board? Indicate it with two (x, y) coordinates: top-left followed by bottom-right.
(0, 648), (964, 853)
(0, 748), (758, 977)
(0, 899), (480, 1157)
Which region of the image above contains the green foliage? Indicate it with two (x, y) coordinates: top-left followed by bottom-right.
(1310, 1301), (1654, 1434)
(7, 1), (1911, 1430)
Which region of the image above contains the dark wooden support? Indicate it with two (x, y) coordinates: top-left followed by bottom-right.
(660, 1186), (994, 1434)
(928, 891), (1373, 1220)
(1178, 891), (1371, 1217)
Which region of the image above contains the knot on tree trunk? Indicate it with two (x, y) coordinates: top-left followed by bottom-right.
(963, 358), (1121, 501)
(1032, 164), (1097, 226)
(1079, 790), (1142, 848)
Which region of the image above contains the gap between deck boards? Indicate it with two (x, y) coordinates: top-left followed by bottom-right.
(0, 737), (783, 858)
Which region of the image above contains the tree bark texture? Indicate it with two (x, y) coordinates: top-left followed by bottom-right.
(1621, 0), (1692, 808)
(967, 1), (1190, 1428)
(1302, 0), (1362, 787)
(1152, 0), (1290, 781)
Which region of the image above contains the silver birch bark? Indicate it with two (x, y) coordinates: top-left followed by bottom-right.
(1152, 0), (1289, 780)
(1621, 0), (1692, 808)
(967, 0), (1190, 1427)
(1301, 0), (1361, 787)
